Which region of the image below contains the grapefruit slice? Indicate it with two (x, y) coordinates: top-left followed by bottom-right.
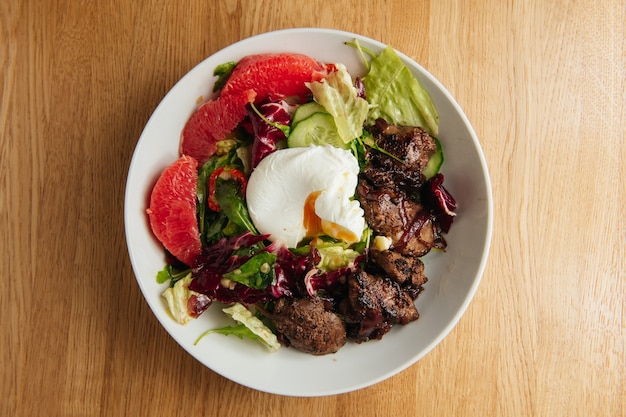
(147, 155), (201, 266)
(220, 53), (328, 102)
(180, 89), (256, 164)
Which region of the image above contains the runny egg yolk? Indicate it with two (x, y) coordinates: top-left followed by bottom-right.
(303, 190), (323, 236)
(303, 190), (359, 243)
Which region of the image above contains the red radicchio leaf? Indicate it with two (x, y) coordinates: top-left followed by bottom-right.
(266, 243), (316, 298)
(303, 254), (365, 298)
(187, 294), (212, 318)
(430, 173), (457, 216)
(188, 231), (273, 303)
(355, 76), (366, 100)
(247, 99), (293, 168)
(421, 173), (457, 234)
(353, 308), (390, 343)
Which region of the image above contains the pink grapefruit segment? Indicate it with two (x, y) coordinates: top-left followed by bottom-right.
(147, 155), (201, 266)
(180, 89), (257, 164)
(220, 53), (328, 102)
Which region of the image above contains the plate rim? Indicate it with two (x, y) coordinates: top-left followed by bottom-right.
(124, 27), (493, 397)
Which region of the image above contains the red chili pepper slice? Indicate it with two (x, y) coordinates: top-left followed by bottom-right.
(208, 166), (247, 212)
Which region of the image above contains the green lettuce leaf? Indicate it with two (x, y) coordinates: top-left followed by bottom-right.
(195, 303), (280, 352)
(363, 46), (439, 136)
(161, 274), (196, 324)
(306, 64), (369, 144)
(316, 244), (360, 272)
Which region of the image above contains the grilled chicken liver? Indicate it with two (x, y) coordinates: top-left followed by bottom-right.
(272, 297), (347, 355)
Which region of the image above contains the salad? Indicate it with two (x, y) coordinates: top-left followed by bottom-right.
(147, 41), (457, 355)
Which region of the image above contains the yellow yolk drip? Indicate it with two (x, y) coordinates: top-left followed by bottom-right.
(303, 191), (359, 244)
(321, 219), (359, 243)
(303, 191), (323, 237)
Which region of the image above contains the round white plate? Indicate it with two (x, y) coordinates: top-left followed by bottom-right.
(125, 28), (493, 397)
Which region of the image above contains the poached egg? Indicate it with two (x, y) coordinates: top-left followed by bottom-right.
(246, 145), (365, 248)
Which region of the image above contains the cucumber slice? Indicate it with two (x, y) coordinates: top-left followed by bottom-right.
(288, 112), (348, 149)
(422, 137), (443, 179)
(292, 102), (326, 125)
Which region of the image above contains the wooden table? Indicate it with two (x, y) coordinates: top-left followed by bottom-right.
(2, 0), (624, 415)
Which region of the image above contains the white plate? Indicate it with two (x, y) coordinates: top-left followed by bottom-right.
(124, 28), (493, 397)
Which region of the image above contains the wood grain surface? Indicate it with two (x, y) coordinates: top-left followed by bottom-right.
(1, 0), (624, 416)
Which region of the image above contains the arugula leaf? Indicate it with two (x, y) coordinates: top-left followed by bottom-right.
(222, 251), (276, 289)
(156, 263), (191, 286)
(195, 323), (262, 343)
(197, 155), (226, 242)
(214, 178), (258, 234)
(349, 132), (404, 173)
(344, 40), (377, 71)
(363, 46), (439, 136)
(197, 150), (250, 245)
(349, 137), (367, 170)
(195, 303), (280, 352)
(212, 61), (237, 93)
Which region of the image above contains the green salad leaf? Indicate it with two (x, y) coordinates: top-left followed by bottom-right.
(156, 263), (190, 286)
(197, 148), (254, 245)
(198, 323), (262, 341)
(197, 153), (233, 244)
(195, 303), (280, 352)
(363, 46), (439, 136)
(213, 61), (237, 93)
(222, 251), (276, 289)
(161, 274), (196, 324)
(316, 244), (360, 272)
(214, 178), (258, 234)
(306, 63), (369, 144)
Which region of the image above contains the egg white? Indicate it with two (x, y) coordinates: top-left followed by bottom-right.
(246, 145), (365, 248)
